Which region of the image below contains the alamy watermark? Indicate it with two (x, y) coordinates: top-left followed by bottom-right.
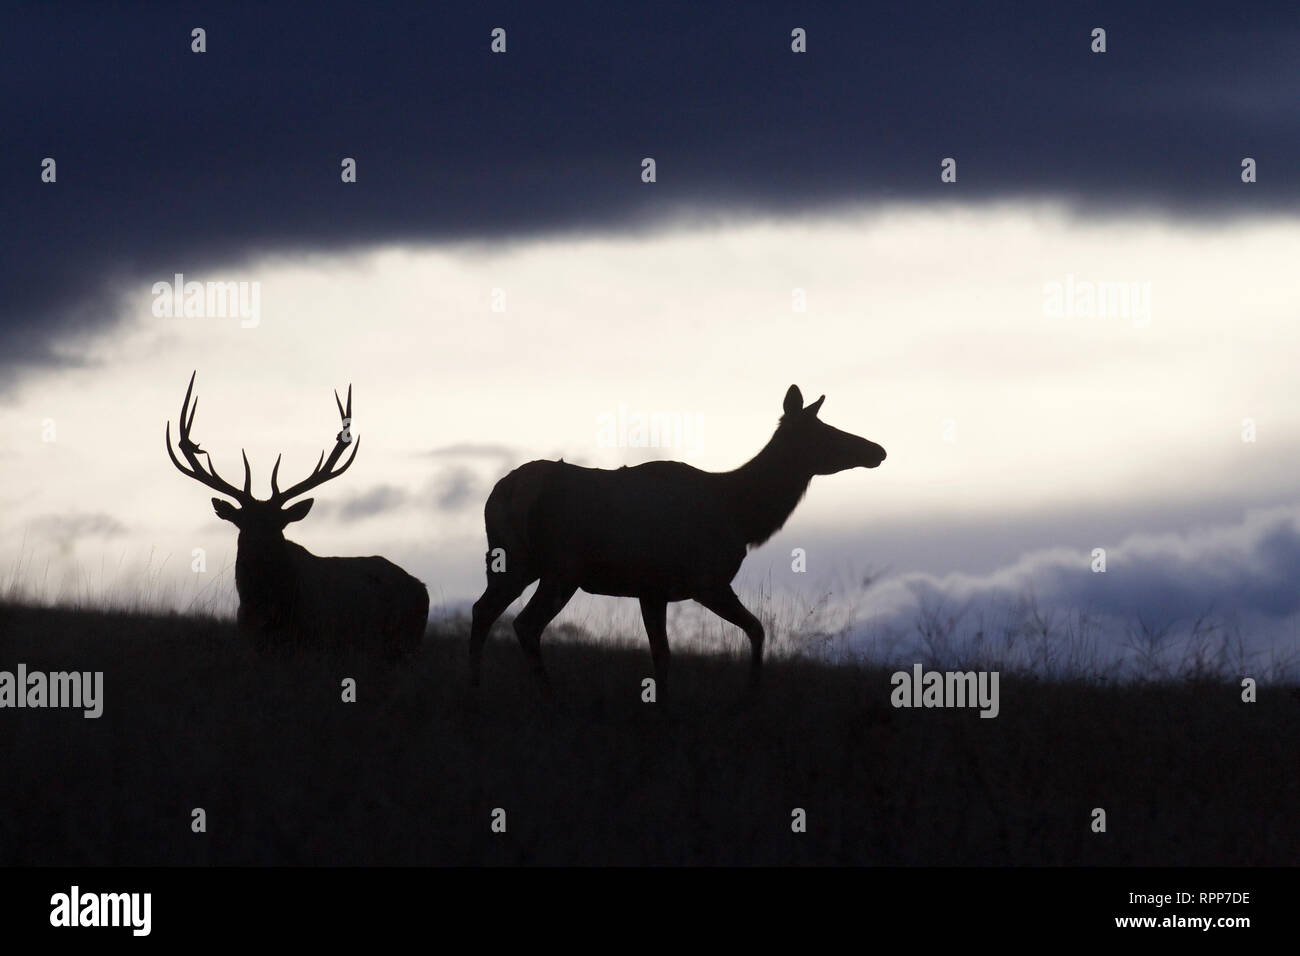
(1042, 273), (1151, 328)
(50, 886), (150, 936)
(890, 664), (999, 718)
(0, 664), (103, 718)
(152, 272), (260, 328)
(596, 404), (703, 450)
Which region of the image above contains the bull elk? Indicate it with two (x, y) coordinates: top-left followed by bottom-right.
(469, 385), (886, 693)
(166, 372), (429, 655)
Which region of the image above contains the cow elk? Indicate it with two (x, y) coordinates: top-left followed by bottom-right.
(167, 372), (429, 656)
(469, 385), (886, 694)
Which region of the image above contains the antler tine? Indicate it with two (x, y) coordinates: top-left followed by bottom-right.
(165, 372), (251, 503)
(165, 419), (187, 472)
(198, 447), (238, 492)
(271, 385), (361, 504)
(334, 433), (360, 476)
(275, 434), (360, 504)
(241, 449), (252, 497)
(322, 433), (349, 472)
(180, 371), (197, 437)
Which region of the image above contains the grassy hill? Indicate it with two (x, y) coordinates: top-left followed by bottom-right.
(1, 601), (1295, 865)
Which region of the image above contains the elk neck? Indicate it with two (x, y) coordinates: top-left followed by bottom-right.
(233, 530), (302, 601)
(723, 429), (815, 547)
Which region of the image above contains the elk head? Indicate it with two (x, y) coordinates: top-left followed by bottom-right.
(778, 384), (886, 474)
(166, 371), (360, 544)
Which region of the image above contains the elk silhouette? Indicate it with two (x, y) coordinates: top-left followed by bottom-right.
(166, 372), (429, 655)
(469, 385), (886, 693)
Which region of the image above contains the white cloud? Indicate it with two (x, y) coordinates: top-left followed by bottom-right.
(2, 203), (1297, 625)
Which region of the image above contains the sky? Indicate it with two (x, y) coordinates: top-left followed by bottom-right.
(3, 2), (1298, 675)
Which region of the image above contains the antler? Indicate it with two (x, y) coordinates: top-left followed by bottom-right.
(269, 384), (360, 504)
(166, 371), (254, 503)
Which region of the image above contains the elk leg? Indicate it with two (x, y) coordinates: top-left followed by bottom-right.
(695, 587), (765, 690)
(512, 577), (576, 690)
(638, 597), (670, 698)
(469, 571), (533, 687)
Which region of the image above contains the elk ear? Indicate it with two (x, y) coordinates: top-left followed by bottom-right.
(282, 498), (314, 524)
(805, 395), (825, 417)
(783, 385), (804, 415)
(212, 498), (240, 524)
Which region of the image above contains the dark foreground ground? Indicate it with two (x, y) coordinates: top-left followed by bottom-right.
(0, 603), (1296, 865)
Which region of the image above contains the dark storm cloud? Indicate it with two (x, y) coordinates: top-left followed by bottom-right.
(939, 509), (1300, 622)
(4, 1), (1296, 381)
(845, 506), (1300, 673)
